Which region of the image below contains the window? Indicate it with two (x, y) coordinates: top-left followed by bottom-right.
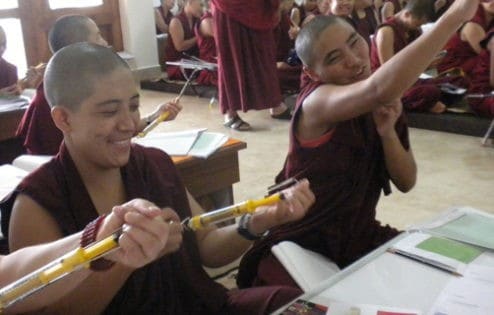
(49, 0), (103, 10)
(0, 18), (27, 78)
(0, 1), (18, 10)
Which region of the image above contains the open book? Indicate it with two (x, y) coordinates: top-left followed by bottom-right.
(272, 241), (340, 292)
(133, 129), (228, 158)
(388, 231), (483, 277)
(410, 206), (494, 251)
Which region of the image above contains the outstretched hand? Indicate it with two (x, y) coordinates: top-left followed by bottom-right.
(156, 99), (183, 121)
(97, 198), (183, 268)
(249, 179), (315, 235)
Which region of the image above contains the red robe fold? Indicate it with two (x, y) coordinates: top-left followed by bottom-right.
(194, 11), (218, 86)
(0, 57), (18, 89)
(211, 1), (283, 114)
(15, 84), (63, 155)
(211, 0), (279, 30)
(237, 80), (406, 289)
(437, 5), (494, 75)
(1, 143), (301, 314)
(351, 6), (378, 47)
(165, 11), (199, 81)
(370, 17), (468, 112)
(467, 30), (494, 118)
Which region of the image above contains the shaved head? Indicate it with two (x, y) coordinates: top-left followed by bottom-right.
(48, 15), (94, 53)
(44, 42), (130, 110)
(295, 15), (346, 68)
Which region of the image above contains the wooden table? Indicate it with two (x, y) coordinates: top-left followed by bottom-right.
(172, 138), (247, 210)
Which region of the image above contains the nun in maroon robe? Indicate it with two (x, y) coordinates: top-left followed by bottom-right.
(165, 10), (199, 81)
(211, 0), (284, 115)
(237, 79), (405, 289)
(0, 57), (17, 90)
(273, 9), (301, 93)
(467, 30), (494, 118)
(351, 5), (379, 47)
(437, 4), (494, 76)
(194, 10), (218, 86)
(16, 84), (63, 155)
(1, 143), (302, 314)
(370, 16), (468, 112)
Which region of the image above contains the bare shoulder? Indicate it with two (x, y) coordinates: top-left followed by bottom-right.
(9, 194), (63, 251)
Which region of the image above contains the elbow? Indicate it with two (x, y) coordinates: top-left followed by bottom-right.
(396, 173), (417, 193)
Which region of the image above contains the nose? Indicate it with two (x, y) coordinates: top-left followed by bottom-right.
(345, 50), (361, 68)
(118, 108), (138, 132)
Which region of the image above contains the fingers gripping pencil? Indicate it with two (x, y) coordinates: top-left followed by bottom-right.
(0, 192), (283, 311)
(136, 68), (199, 138)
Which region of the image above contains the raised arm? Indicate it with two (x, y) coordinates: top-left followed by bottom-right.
(302, 0), (481, 136)
(461, 22), (488, 54)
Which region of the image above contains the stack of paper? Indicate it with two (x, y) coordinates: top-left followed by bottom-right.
(12, 155), (52, 173)
(272, 241), (340, 292)
(388, 232), (482, 276)
(134, 129), (228, 158)
(133, 129), (205, 156)
(0, 164), (28, 201)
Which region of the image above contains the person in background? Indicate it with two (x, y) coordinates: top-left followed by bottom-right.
(155, 0), (175, 34)
(0, 25), (20, 97)
(16, 15), (181, 155)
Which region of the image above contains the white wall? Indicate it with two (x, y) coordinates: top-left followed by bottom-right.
(119, 0), (161, 80)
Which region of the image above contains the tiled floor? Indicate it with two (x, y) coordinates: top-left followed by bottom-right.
(139, 88), (494, 287)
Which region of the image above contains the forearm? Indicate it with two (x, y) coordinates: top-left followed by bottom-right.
(176, 37), (197, 52)
(1, 234), (93, 314)
(381, 132), (417, 192)
(197, 224), (252, 268)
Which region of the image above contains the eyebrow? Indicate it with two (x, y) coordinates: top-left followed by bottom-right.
(95, 93), (140, 107)
(324, 32), (359, 62)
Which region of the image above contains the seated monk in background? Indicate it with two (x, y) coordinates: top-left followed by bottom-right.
(1, 42), (315, 314)
(237, 0), (480, 290)
(371, 0), (468, 113)
(16, 15), (180, 155)
(351, 0), (379, 46)
(155, 0), (175, 34)
(0, 25), (20, 97)
(165, 0), (201, 80)
(194, 3), (218, 86)
(274, 0), (302, 93)
(437, 1), (494, 76)
(466, 28), (494, 118)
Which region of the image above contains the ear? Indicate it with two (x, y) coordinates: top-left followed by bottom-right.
(51, 106), (72, 133)
(302, 65), (322, 82)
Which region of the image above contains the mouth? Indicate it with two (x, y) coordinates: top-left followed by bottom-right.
(109, 138), (132, 148)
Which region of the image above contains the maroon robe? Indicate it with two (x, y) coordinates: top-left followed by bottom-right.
(273, 11), (301, 92)
(211, 0), (283, 114)
(437, 5), (494, 75)
(194, 11), (218, 86)
(351, 6), (378, 47)
(156, 6), (173, 34)
(165, 11), (199, 81)
(0, 57), (17, 89)
(1, 143), (301, 314)
(16, 84), (63, 155)
(237, 80), (405, 289)
(370, 17), (465, 112)
(467, 30), (494, 118)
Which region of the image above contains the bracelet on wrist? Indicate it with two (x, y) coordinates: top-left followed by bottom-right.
(80, 214), (116, 271)
(237, 214), (269, 241)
